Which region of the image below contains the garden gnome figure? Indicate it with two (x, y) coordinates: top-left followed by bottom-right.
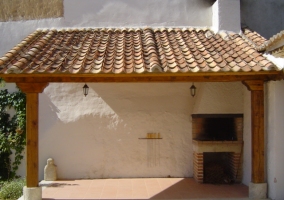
(44, 158), (57, 181)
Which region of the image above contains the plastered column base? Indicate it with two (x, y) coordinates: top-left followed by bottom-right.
(23, 186), (42, 200)
(249, 182), (267, 199)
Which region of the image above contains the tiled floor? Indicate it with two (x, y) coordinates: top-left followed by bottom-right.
(40, 178), (249, 200)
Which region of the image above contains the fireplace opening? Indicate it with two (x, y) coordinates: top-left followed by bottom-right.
(203, 117), (236, 141)
(192, 114), (240, 141)
(203, 152), (235, 184)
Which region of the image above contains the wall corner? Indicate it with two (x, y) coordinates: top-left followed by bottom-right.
(212, 0), (241, 33)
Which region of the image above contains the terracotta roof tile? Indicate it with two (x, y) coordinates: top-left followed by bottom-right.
(241, 28), (267, 49)
(0, 28), (278, 75)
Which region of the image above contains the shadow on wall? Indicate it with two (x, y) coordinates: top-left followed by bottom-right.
(38, 83), (194, 180)
(36, 82), (243, 180)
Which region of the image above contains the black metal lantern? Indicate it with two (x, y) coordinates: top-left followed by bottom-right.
(190, 83), (196, 97)
(83, 84), (89, 97)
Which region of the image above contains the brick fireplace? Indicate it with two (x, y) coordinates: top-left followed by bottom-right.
(192, 114), (243, 184)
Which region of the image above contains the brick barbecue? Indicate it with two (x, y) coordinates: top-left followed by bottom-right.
(192, 114), (243, 184)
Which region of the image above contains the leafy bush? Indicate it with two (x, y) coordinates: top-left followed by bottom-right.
(0, 178), (25, 200)
(0, 88), (26, 180)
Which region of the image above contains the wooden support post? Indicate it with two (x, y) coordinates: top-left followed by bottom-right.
(242, 80), (265, 183)
(17, 82), (48, 188)
(26, 93), (39, 187)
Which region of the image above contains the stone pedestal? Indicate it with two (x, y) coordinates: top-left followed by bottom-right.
(23, 186), (42, 200)
(249, 182), (267, 199)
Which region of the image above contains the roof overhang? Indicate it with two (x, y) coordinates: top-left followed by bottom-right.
(0, 27), (283, 83)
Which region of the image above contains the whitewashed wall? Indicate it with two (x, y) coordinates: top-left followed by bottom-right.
(192, 82), (243, 114)
(64, 0), (212, 27)
(39, 83), (193, 179)
(37, 82), (244, 180)
(266, 81), (284, 199)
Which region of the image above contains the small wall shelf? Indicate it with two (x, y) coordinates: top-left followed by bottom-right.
(139, 138), (162, 139)
(139, 133), (162, 139)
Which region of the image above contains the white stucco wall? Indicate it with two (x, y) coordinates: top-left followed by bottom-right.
(64, 0), (212, 27)
(39, 83), (193, 179)
(212, 0), (241, 33)
(37, 82), (244, 180)
(0, 19), (64, 56)
(267, 81), (284, 200)
(192, 82), (243, 114)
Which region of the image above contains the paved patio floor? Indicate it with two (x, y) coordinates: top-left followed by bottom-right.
(39, 178), (251, 200)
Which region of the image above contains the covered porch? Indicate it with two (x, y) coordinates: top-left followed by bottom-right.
(1, 28), (283, 200)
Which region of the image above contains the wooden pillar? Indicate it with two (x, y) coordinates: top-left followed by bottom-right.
(243, 80), (265, 183)
(17, 82), (48, 187)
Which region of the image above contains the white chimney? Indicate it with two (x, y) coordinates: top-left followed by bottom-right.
(212, 0), (241, 33)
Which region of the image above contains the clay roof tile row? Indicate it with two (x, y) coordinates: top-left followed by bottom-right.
(0, 28), (277, 75)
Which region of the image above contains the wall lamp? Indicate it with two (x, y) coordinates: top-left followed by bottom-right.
(190, 83), (196, 97)
(83, 83), (89, 97)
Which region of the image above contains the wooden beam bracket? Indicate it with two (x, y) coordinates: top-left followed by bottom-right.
(242, 80), (264, 91)
(17, 82), (49, 93)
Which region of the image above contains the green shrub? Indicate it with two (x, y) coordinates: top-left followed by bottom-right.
(0, 178), (25, 200)
(0, 88), (26, 179)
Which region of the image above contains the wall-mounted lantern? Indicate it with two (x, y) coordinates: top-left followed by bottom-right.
(190, 83), (196, 97)
(83, 83), (89, 97)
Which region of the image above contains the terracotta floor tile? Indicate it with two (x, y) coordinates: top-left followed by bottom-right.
(116, 191), (133, 199)
(41, 178), (249, 199)
(132, 192), (149, 199)
(83, 191), (102, 199)
(105, 179), (120, 187)
(100, 187), (117, 199)
(117, 188), (132, 194)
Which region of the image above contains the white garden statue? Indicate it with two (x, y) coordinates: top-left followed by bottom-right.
(44, 158), (57, 181)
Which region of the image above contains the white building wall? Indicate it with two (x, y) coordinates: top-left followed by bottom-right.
(39, 83), (193, 179)
(64, 0), (212, 27)
(192, 82), (243, 114)
(212, 0), (241, 33)
(0, 19), (64, 56)
(267, 81), (284, 200)
(37, 82), (244, 180)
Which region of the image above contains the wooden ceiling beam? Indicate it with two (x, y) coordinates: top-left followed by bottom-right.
(2, 72), (283, 83)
